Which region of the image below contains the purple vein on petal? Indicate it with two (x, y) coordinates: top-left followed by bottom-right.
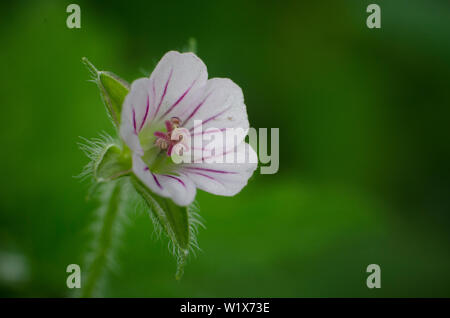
(162, 174), (186, 187)
(184, 170), (226, 186)
(152, 172), (163, 189)
(187, 171), (216, 180)
(183, 166), (237, 174)
(192, 128), (226, 136)
(183, 91), (213, 126)
(200, 147), (235, 162)
(154, 68), (173, 119)
(132, 107), (137, 134)
(161, 78), (197, 119)
(189, 106), (231, 132)
(139, 95), (150, 132)
(144, 166), (163, 189)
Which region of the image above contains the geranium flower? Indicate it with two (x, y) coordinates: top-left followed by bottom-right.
(120, 51), (257, 206)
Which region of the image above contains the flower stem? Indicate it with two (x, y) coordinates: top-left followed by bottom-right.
(81, 181), (122, 297)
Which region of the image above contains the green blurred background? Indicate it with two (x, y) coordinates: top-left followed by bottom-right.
(1, 0), (449, 297)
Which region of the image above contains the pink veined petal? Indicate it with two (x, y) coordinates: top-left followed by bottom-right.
(181, 78), (250, 155)
(149, 51), (208, 122)
(132, 154), (197, 206)
(159, 173), (196, 206)
(182, 78), (248, 132)
(180, 142), (257, 197)
(120, 78), (152, 156)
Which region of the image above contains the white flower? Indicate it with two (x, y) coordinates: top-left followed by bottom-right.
(120, 51), (257, 206)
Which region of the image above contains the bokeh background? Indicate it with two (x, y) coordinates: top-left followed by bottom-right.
(1, 0), (449, 297)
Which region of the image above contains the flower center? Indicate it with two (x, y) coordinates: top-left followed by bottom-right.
(154, 117), (190, 157)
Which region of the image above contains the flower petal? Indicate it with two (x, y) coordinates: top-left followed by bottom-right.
(120, 78), (151, 156)
(183, 78), (249, 153)
(133, 154), (197, 206)
(183, 78), (248, 130)
(180, 142), (257, 197)
(149, 51), (208, 121)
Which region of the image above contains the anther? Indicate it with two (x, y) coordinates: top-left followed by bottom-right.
(170, 117), (181, 127)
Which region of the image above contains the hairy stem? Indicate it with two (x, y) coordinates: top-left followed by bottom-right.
(81, 181), (122, 297)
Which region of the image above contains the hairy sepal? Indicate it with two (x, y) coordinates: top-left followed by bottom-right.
(95, 144), (132, 182)
(130, 175), (202, 279)
(82, 57), (130, 128)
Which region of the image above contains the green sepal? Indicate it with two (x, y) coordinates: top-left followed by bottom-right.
(98, 71), (129, 125)
(130, 175), (196, 279)
(82, 57), (130, 128)
(94, 144), (132, 182)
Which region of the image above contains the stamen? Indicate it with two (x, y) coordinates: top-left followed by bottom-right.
(154, 131), (168, 139)
(170, 117), (181, 127)
(155, 138), (168, 150)
(165, 120), (173, 132)
(167, 144), (174, 156)
(154, 118), (190, 156)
